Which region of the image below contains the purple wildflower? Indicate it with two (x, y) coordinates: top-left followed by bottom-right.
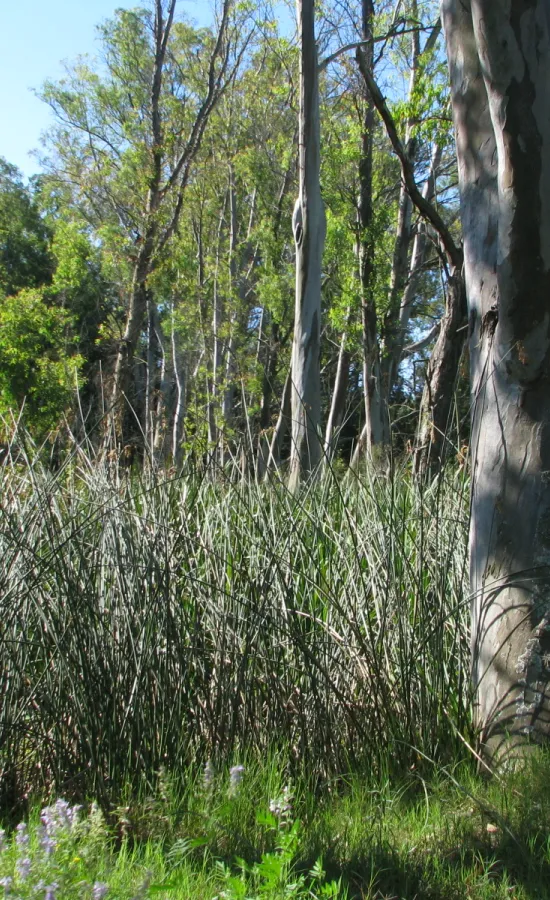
(44, 882), (58, 900)
(15, 824), (28, 849)
(41, 800), (81, 839)
(92, 882), (109, 900)
(15, 857), (31, 881)
(228, 764), (245, 796)
(0, 876), (13, 894)
(54, 799), (81, 831)
(38, 824), (57, 858)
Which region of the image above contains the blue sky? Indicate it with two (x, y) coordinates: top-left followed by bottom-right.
(0, 0), (212, 179)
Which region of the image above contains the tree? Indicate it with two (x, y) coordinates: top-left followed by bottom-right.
(289, 0), (326, 487)
(0, 289), (82, 437)
(41, 1), (248, 450)
(442, 0), (550, 760)
(0, 159), (52, 296)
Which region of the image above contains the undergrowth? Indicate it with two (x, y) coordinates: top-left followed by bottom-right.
(0, 437), (470, 810)
(2, 752), (550, 899)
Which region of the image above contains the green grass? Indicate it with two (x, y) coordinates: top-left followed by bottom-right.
(0, 442), (470, 809)
(5, 433), (534, 897)
(2, 751), (550, 899)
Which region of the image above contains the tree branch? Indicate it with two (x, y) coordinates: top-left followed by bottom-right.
(401, 322), (441, 358)
(356, 53), (462, 270)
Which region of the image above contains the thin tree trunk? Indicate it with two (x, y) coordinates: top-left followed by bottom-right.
(289, 0), (326, 489)
(265, 369), (292, 474)
(153, 313), (169, 462)
(387, 143), (443, 394)
(414, 271), (467, 474)
(352, 0), (388, 467)
(324, 319), (351, 463)
(208, 194), (229, 451)
(382, 6), (421, 385)
(171, 305), (186, 465)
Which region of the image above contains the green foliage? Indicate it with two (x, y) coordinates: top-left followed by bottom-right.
(4, 751), (550, 900)
(0, 159), (53, 296)
(0, 289), (82, 435)
(215, 817), (344, 900)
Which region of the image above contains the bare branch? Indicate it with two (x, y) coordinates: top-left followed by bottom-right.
(402, 322), (441, 358)
(356, 52), (462, 270)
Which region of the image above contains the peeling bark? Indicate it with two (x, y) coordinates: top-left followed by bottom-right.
(442, 0), (550, 760)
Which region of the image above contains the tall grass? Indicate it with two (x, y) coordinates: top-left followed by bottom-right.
(0, 435), (471, 811)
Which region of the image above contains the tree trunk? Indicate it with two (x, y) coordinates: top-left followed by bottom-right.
(289, 0), (326, 489)
(208, 194), (229, 453)
(414, 271), (467, 474)
(171, 305), (186, 466)
(387, 143), (443, 395)
(442, 0), (550, 760)
(324, 321), (351, 464)
(355, 0), (389, 466)
(382, 5), (421, 393)
(265, 369), (292, 475)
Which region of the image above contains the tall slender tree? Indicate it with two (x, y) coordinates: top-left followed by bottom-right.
(41, 1), (247, 450)
(289, 0), (326, 487)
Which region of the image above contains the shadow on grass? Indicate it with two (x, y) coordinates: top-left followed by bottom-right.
(319, 833), (550, 900)
(301, 762), (550, 900)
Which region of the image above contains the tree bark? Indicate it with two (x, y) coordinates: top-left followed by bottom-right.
(289, 0), (326, 489)
(354, 0), (388, 467)
(442, 0), (550, 760)
(324, 318), (351, 464)
(414, 270), (467, 474)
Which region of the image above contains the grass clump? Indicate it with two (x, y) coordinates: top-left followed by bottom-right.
(0, 443), (470, 809)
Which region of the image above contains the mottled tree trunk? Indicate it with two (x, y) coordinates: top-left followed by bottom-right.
(442, 0), (550, 760)
(289, 0), (326, 489)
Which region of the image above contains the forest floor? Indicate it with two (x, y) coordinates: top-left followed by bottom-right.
(1, 751), (550, 900)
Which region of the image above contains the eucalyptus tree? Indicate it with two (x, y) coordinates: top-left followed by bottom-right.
(442, 0), (550, 760)
(352, 0), (457, 464)
(289, 0), (326, 487)
(40, 0), (249, 449)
